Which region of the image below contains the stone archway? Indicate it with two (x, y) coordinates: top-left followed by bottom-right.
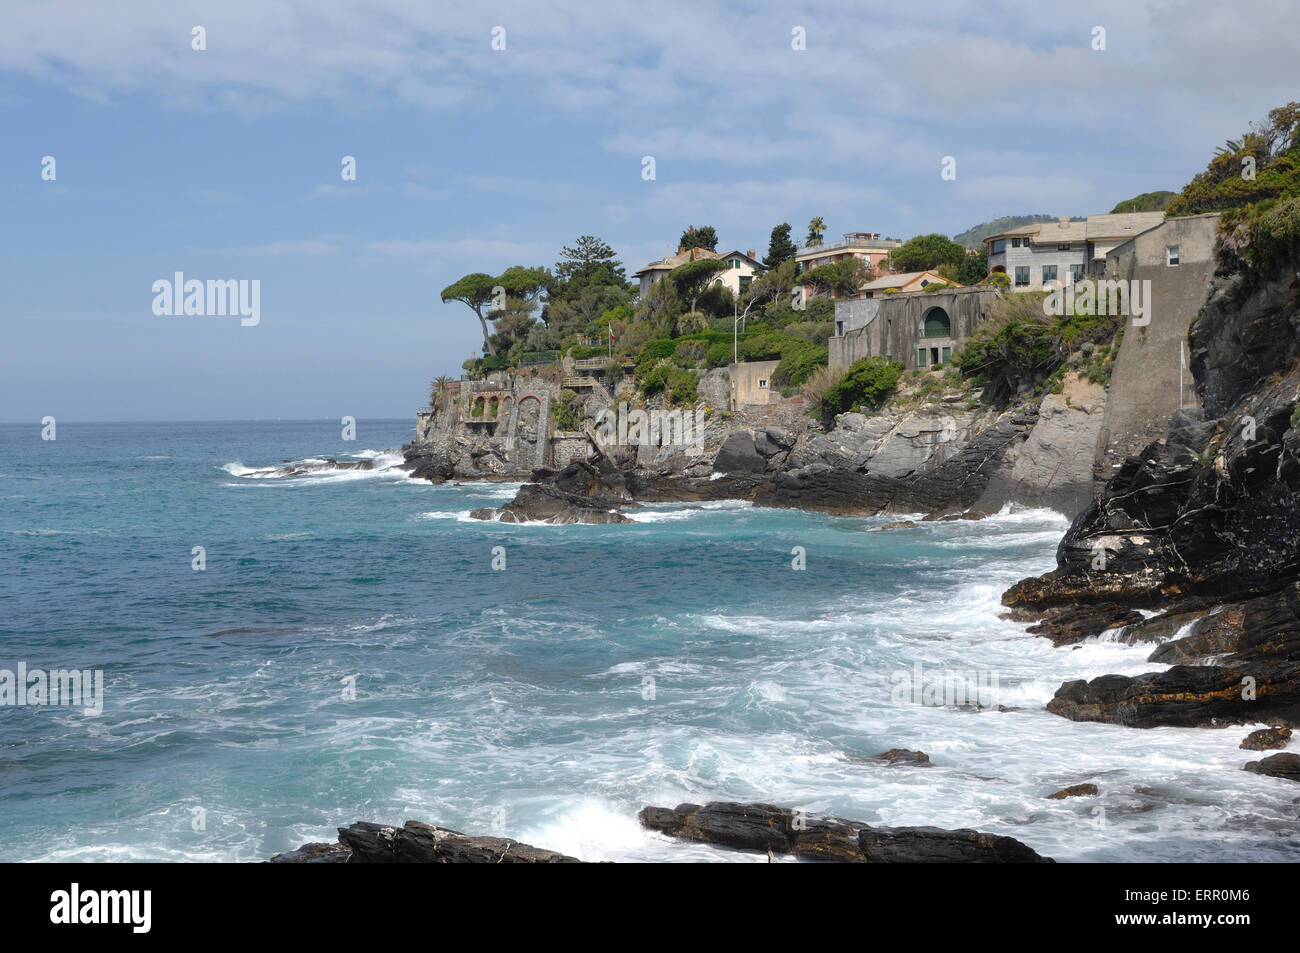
(922, 306), (951, 338)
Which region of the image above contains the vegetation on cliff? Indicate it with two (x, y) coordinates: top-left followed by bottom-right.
(952, 291), (1121, 405)
(818, 356), (904, 423)
(1109, 190), (1174, 213)
(1167, 102), (1300, 223)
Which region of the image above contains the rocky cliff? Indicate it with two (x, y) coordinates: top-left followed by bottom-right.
(1004, 246), (1300, 729)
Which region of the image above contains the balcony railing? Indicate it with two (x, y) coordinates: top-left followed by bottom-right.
(795, 236), (900, 257)
(920, 328), (952, 339)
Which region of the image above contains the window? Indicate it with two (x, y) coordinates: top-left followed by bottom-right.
(1070, 264), (1084, 282)
(1014, 266), (1030, 286)
(758, 379), (768, 388)
(1011, 237), (1023, 248)
(941, 346), (952, 364)
(991, 239), (1006, 254)
(1042, 264), (1057, 283)
(1057, 244), (1071, 251)
(739, 276), (752, 292)
(1167, 245), (1180, 266)
(917, 347), (928, 367)
(920, 279), (930, 287)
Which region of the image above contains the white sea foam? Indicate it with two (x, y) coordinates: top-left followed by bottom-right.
(220, 450), (407, 483)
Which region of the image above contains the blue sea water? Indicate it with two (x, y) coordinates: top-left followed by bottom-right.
(1, 419), (1296, 863)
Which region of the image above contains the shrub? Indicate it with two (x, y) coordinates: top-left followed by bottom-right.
(705, 339), (735, 368)
(820, 357), (904, 422)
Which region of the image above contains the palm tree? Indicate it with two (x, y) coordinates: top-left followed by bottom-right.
(806, 216), (826, 248)
(1214, 138), (1245, 158)
(430, 375), (454, 411)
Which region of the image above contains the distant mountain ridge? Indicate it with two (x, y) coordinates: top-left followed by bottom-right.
(952, 215), (1085, 249)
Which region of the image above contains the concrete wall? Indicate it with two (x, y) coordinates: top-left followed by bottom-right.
(1097, 214), (1220, 473)
(830, 288), (1001, 372)
(1107, 213), (1220, 277)
(730, 360), (782, 406)
(834, 297), (880, 336)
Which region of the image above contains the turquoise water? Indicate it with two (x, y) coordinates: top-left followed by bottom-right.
(1, 420), (1296, 862)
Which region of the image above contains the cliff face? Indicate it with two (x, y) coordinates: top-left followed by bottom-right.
(1004, 249), (1300, 729)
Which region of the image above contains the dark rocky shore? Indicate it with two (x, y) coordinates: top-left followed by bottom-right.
(369, 241), (1300, 862)
(271, 803), (1051, 863)
(1004, 254), (1300, 733)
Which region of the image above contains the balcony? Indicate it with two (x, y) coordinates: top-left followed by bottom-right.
(795, 235), (900, 257)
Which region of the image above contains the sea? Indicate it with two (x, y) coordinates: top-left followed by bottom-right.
(1, 419), (1295, 862)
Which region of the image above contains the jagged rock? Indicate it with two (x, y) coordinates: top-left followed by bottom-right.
(1046, 656), (1300, 728)
(638, 802), (1051, 863)
(1243, 753), (1300, 783)
(337, 820), (582, 863)
(878, 520), (916, 531)
(1047, 783), (1099, 799)
(268, 842), (352, 863)
(470, 460), (635, 524)
(713, 431), (766, 473)
(1241, 727), (1292, 750)
(1020, 602), (1145, 647)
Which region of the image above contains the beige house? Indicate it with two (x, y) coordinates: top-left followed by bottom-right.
(859, 270), (953, 297)
(711, 249), (763, 297)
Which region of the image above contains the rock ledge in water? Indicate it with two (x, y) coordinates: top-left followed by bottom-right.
(638, 801), (1051, 863)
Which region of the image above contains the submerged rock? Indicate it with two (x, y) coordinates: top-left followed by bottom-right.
(1241, 727), (1293, 750)
(1047, 783), (1099, 800)
(873, 748), (931, 765)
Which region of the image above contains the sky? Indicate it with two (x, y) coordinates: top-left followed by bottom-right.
(1, 0), (1296, 421)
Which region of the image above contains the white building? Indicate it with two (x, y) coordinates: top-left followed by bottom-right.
(985, 212), (1166, 291)
(632, 246), (762, 297)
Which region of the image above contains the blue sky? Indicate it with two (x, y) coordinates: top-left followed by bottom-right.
(2, 0), (1296, 421)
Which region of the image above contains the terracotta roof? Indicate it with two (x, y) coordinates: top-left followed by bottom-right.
(859, 270), (949, 291)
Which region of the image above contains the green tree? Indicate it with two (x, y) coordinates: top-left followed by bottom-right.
(806, 216), (826, 247)
(554, 236), (626, 293)
(485, 265), (551, 355)
(938, 246), (988, 285)
(891, 233), (968, 272)
(763, 223), (798, 269)
(740, 259), (798, 326)
(441, 272), (501, 355)
(668, 257), (727, 314)
(679, 225), (719, 252)
(800, 257), (871, 298)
